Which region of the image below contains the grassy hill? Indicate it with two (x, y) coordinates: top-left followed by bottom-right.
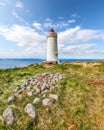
(0, 61), (104, 130)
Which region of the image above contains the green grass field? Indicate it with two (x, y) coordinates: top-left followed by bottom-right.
(0, 61), (104, 130)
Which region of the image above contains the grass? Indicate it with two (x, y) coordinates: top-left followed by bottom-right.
(0, 61), (104, 130)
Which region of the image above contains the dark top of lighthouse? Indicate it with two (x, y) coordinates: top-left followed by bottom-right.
(50, 28), (55, 32)
(47, 28), (57, 38)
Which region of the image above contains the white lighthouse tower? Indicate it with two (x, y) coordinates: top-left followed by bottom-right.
(47, 28), (58, 63)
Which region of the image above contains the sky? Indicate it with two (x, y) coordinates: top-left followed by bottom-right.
(0, 0), (104, 59)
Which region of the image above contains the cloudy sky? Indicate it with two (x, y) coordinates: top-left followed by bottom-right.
(0, 0), (104, 59)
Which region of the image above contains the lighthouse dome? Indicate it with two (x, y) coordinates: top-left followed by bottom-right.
(47, 28), (57, 37)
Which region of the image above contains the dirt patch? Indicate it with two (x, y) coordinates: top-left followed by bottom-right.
(86, 79), (104, 86)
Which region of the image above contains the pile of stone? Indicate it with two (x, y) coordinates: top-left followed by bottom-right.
(13, 73), (62, 96)
(2, 73), (63, 125)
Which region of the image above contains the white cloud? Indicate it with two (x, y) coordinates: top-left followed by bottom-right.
(12, 10), (29, 26)
(86, 50), (104, 54)
(0, 0), (12, 6)
(0, 25), (46, 58)
(71, 13), (80, 18)
(56, 22), (69, 29)
(58, 26), (104, 57)
(44, 18), (75, 29)
(58, 26), (80, 44)
(15, 1), (23, 8)
(33, 22), (42, 30)
(0, 23), (104, 58)
(58, 44), (98, 59)
(45, 18), (53, 22)
(44, 21), (54, 29)
(44, 21), (69, 29)
(68, 19), (75, 23)
(76, 29), (104, 41)
(58, 26), (104, 44)
(62, 44), (96, 53)
(0, 49), (28, 58)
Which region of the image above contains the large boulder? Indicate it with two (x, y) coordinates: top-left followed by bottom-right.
(2, 107), (15, 125)
(24, 103), (36, 118)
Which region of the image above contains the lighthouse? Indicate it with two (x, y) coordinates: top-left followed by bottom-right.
(46, 28), (58, 63)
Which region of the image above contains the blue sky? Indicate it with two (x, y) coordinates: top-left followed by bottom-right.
(0, 0), (104, 59)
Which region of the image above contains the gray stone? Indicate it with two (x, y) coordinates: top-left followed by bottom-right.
(46, 85), (50, 89)
(35, 88), (41, 94)
(13, 86), (19, 93)
(15, 73), (63, 95)
(2, 107), (15, 125)
(21, 83), (26, 88)
(15, 93), (22, 99)
(21, 87), (25, 91)
(25, 81), (29, 87)
(27, 91), (33, 97)
(42, 98), (52, 106)
(50, 86), (57, 92)
(42, 93), (46, 98)
(33, 97), (40, 104)
(32, 81), (36, 86)
(41, 83), (47, 91)
(27, 79), (31, 82)
(59, 74), (62, 80)
(41, 89), (49, 94)
(49, 94), (58, 101)
(17, 89), (22, 94)
(24, 103), (36, 118)
(7, 96), (15, 103)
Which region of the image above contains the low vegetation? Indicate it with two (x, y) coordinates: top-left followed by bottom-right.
(0, 61), (104, 130)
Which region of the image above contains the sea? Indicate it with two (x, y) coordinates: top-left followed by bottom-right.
(0, 59), (101, 69)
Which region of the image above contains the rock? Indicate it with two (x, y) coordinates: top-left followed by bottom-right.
(24, 103), (36, 118)
(50, 86), (57, 92)
(13, 86), (19, 92)
(41, 89), (49, 94)
(42, 93), (46, 98)
(41, 82), (47, 91)
(21, 83), (26, 88)
(49, 94), (58, 101)
(17, 90), (23, 94)
(33, 97), (40, 104)
(42, 98), (52, 106)
(46, 85), (50, 89)
(16, 73), (63, 95)
(59, 74), (62, 80)
(27, 91), (33, 97)
(7, 96), (15, 103)
(25, 81), (29, 86)
(27, 79), (31, 82)
(2, 107), (15, 125)
(35, 88), (41, 94)
(21, 87), (25, 91)
(15, 93), (22, 99)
